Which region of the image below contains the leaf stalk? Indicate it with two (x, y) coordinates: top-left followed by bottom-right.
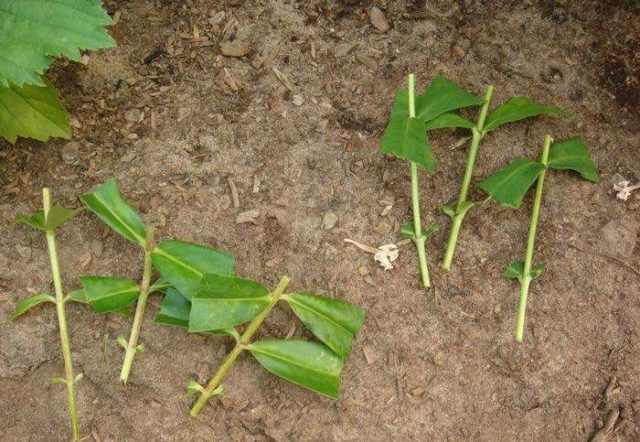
(515, 134), (551, 342)
(442, 85), (494, 270)
(43, 188), (80, 441)
(190, 275), (291, 417)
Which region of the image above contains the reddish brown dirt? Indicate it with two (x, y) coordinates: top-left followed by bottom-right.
(1, 1), (639, 440)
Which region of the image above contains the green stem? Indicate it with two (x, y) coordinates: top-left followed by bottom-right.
(119, 227), (155, 383)
(442, 85), (494, 271)
(190, 276), (291, 417)
(407, 73), (430, 288)
(515, 134), (551, 342)
(43, 189), (80, 441)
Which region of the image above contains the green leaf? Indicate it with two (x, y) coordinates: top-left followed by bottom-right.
(249, 340), (343, 399)
(399, 222), (416, 240)
(0, 78), (70, 143)
(81, 179), (147, 246)
(65, 289), (87, 303)
(80, 276), (140, 313)
(478, 158), (546, 208)
(502, 261), (545, 281)
(152, 240), (236, 300)
(189, 274), (269, 332)
(0, 0), (116, 87)
(415, 77), (484, 122)
(10, 293), (55, 319)
(14, 212), (45, 230)
(154, 288), (191, 328)
(443, 205), (455, 219)
(423, 223), (439, 239)
(149, 276), (172, 294)
(443, 200), (477, 220)
(15, 206), (80, 231)
(285, 293), (365, 358)
(548, 137), (598, 182)
(484, 97), (566, 133)
(423, 112), (475, 131)
(380, 115), (434, 171)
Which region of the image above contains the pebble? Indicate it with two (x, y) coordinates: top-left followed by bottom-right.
(600, 218), (639, 260)
(124, 109), (142, 123)
(15, 245), (31, 261)
(219, 42), (249, 57)
(358, 266), (369, 276)
(90, 239), (103, 257)
(61, 142), (80, 165)
(374, 221), (392, 235)
(370, 7), (390, 32)
(236, 210), (260, 224)
(292, 94), (305, 106)
(323, 211), (338, 230)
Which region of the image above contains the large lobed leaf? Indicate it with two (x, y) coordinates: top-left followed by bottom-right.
(380, 90), (434, 171)
(0, 0), (116, 87)
(10, 293), (55, 319)
(249, 340), (343, 399)
(548, 138), (598, 182)
(478, 158), (546, 208)
(415, 76), (484, 122)
(81, 179), (148, 246)
(285, 293), (365, 358)
(152, 240), (235, 300)
(80, 276), (140, 313)
(189, 274), (269, 332)
(0, 78), (70, 143)
(484, 97), (566, 133)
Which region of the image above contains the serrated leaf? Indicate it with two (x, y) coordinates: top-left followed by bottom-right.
(415, 77), (484, 122)
(380, 104), (434, 171)
(0, 0), (116, 87)
(285, 293), (365, 358)
(478, 158), (546, 208)
(152, 240), (236, 300)
(189, 274), (269, 332)
(81, 179), (147, 246)
(0, 78), (70, 143)
(249, 340), (343, 399)
(548, 137), (598, 182)
(423, 112), (475, 131)
(484, 97), (566, 133)
(80, 276), (140, 313)
(502, 261), (545, 281)
(10, 293), (55, 319)
(154, 288), (191, 328)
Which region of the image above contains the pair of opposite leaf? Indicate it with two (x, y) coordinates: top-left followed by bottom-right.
(0, 0), (115, 143)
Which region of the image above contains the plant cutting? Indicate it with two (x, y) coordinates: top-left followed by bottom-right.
(77, 179), (235, 382)
(478, 135), (598, 341)
(179, 274), (365, 417)
(0, 0), (115, 143)
(380, 74), (485, 287)
(441, 90), (566, 271)
(12, 189), (84, 440)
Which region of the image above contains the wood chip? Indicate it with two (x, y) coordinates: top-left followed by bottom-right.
(236, 210), (260, 224)
(370, 7), (390, 33)
(220, 42), (249, 57)
(272, 67), (295, 91)
(227, 177), (240, 208)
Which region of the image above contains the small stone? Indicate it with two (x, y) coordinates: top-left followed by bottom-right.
(236, 210), (260, 224)
(124, 109), (142, 123)
(358, 266), (369, 276)
(356, 54), (378, 70)
(369, 7), (390, 33)
(322, 212), (338, 230)
(373, 222), (391, 235)
(411, 387), (425, 397)
(15, 245), (31, 261)
(90, 239), (103, 257)
(61, 142), (80, 165)
(220, 42), (249, 57)
(292, 94), (305, 106)
(600, 218), (639, 260)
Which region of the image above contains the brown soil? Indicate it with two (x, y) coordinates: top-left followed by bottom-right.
(1, 1), (639, 440)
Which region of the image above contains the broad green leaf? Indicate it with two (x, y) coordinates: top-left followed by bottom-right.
(0, 78), (70, 143)
(502, 261), (545, 281)
(189, 274), (269, 332)
(152, 240), (236, 300)
(380, 114), (434, 171)
(0, 0), (115, 87)
(154, 288), (191, 328)
(423, 112), (475, 131)
(285, 293), (365, 358)
(149, 276), (172, 294)
(65, 289), (87, 303)
(10, 293), (55, 319)
(81, 179), (147, 246)
(400, 222), (438, 241)
(249, 340), (343, 399)
(484, 97), (566, 133)
(15, 206), (80, 231)
(80, 276), (140, 313)
(415, 77), (483, 122)
(548, 138), (598, 182)
(478, 158), (546, 208)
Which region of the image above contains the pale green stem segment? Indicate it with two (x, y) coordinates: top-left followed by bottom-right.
(190, 276), (291, 417)
(43, 188), (80, 441)
(442, 85), (495, 271)
(407, 73), (431, 288)
(515, 135), (551, 342)
(119, 227), (156, 383)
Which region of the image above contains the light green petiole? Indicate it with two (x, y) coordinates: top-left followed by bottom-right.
(407, 73), (431, 288)
(515, 134), (551, 342)
(442, 85), (494, 271)
(43, 188), (81, 441)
